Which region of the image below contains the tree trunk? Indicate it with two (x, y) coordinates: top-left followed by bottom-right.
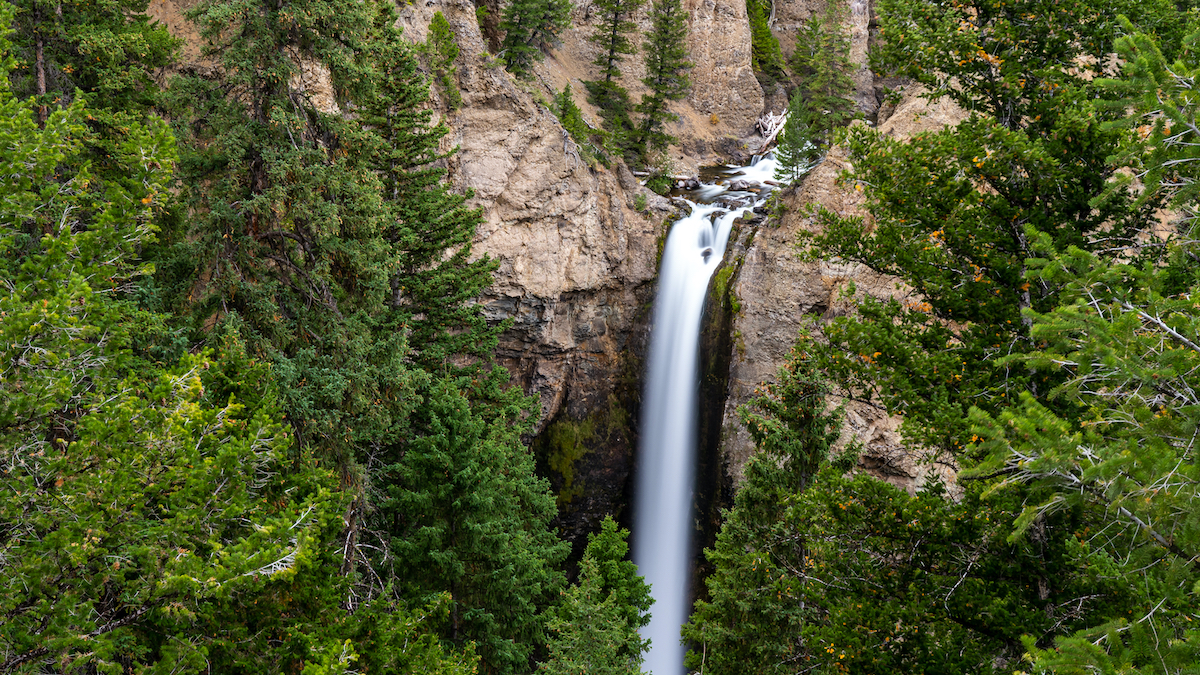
(35, 8), (47, 127)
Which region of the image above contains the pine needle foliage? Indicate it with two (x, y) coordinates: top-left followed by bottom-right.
(683, 350), (840, 675)
(500, 0), (572, 78)
(556, 83), (605, 165)
(587, 0), (644, 81)
(0, 11), (475, 671)
(582, 0), (642, 154)
(426, 11), (463, 110)
(384, 378), (568, 675)
(773, 90), (815, 185)
(541, 517), (651, 675)
(634, 0), (690, 164)
(746, 0), (786, 84)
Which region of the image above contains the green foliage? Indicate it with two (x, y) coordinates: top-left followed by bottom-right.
(0, 17), (472, 671)
(965, 235), (1200, 673)
(784, 0), (855, 155)
(427, 11), (463, 109)
(585, 79), (638, 159)
(683, 349), (840, 675)
(634, 0), (690, 164)
(802, 40), (1160, 447)
(163, 0), (419, 481)
(0, 3), (174, 465)
(773, 89), (816, 184)
(870, 0), (1183, 131)
(580, 0), (641, 154)
(161, 6), (558, 674)
(634, 191), (648, 211)
(774, 0), (856, 185)
(6, 0), (179, 176)
(711, 4), (1200, 674)
(685, 348), (1134, 675)
(555, 83), (606, 166)
(541, 517), (651, 675)
(362, 15), (503, 376)
(746, 0), (786, 84)
(587, 0), (644, 81)
(384, 378), (569, 675)
(500, 0), (572, 77)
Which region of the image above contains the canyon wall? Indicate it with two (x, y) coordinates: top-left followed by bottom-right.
(148, 0), (968, 551)
(713, 87), (968, 492)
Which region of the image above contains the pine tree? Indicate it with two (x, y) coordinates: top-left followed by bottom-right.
(0, 14), (474, 671)
(587, 0), (643, 81)
(757, 1), (1193, 672)
(541, 518), (651, 675)
(773, 90), (815, 184)
(960, 24), (1200, 671)
(634, 0), (690, 164)
(746, 0), (786, 84)
(582, 0), (642, 153)
(163, 0), (419, 481)
(384, 378), (569, 675)
(787, 0), (855, 143)
(803, 0), (1171, 450)
(500, 0), (572, 78)
(6, 0), (178, 180)
(682, 350), (840, 675)
(426, 11), (462, 110)
(363, 14), (501, 376)
(555, 83), (604, 164)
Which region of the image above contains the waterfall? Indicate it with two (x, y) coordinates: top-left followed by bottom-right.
(633, 156), (777, 675)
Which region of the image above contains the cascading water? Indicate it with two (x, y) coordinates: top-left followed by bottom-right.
(633, 155), (778, 675)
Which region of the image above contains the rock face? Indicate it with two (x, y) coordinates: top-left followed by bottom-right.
(150, 0), (964, 546)
(535, 0), (766, 174)
(716, 85), (966, 493)
(770, 0), (875, 114)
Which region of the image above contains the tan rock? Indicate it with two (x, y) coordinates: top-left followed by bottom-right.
(719, 87), (967, 493)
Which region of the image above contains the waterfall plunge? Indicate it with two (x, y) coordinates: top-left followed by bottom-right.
(633, 156), (776, 675)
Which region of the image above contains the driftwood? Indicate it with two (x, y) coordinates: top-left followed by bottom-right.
(756, 111), (789, 152)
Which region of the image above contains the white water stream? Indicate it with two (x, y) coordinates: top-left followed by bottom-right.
(633, 156), (778, 675)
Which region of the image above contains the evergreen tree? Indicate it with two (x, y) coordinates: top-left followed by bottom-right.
(426, 11), (463, 110)
(163, 0), (419, 481)
(682, 350), (840, 675)
(384, 378), (569, 675)
(750, 1), (1195, 671)
(500, 0), (572, 78)
(773, 90), (815, 184)
(541, 517), (651, 675)
(6, 0), (178, 176)
(555, 83), (604, 165)
(684, 348), (1133, 675)
(960, 23), (1200, 672)
(0, 16), (474, 671)
(746, 0), (786, 84)
(363, 13), (502, 376)
(634, 0), (690, 164)
(804, 0), (1171, 450)
(786, 0), (855, 145)
(587, 0), (643, 82)
(966, 242), (1200, 674)
(582, 0), (642, 152)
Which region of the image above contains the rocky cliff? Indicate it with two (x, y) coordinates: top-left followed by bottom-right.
(149, 0), (966, 552)
(713, 86), (968, 493)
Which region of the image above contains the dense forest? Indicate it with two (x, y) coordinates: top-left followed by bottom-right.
(2, 0), (1200, 672)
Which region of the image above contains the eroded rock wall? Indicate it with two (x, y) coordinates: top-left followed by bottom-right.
(716, 85), (967, 492)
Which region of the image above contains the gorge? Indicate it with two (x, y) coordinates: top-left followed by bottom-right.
(7, 0), (1198, 672)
